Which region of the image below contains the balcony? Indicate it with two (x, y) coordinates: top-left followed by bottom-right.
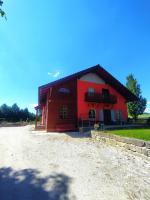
(85, 92), (117, 104)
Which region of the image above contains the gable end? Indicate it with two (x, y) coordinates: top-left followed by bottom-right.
(79, 73), (105, 84)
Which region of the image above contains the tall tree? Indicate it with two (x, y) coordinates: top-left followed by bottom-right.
(126, 74), (147, 120)
(0, 1), (6, 18)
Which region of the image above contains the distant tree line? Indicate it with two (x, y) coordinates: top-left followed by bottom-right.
(0, 103), (35, 122)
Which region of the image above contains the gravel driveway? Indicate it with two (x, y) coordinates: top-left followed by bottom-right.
(0, 126), (150, 200)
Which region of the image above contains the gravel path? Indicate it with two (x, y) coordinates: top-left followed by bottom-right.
(0, 126), (150, 200)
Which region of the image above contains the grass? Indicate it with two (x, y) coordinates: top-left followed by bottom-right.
(128, 113), (150, 119)
(108, 128), (150, 141)
(138, 113), (150, 119)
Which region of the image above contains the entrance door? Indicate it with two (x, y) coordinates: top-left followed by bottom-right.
(103, 109), (111, 125)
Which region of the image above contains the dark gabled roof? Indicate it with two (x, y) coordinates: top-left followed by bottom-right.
(39, 64), (137, 102)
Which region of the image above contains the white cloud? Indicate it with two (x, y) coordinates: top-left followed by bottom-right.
(53, 72), (60, 77)
(48, 71), (60, 78)
(48, 72), (52, 76)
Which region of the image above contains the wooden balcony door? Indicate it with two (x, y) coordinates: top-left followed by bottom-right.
(102, 89), (109, 99)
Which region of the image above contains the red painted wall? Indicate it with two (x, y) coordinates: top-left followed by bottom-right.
(77, 80), (127, 122)
(40, 78), (128, 131)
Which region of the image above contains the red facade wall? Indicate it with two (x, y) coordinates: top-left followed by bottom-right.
(77, 80), (128, 122)
(40, 78), (128, 132)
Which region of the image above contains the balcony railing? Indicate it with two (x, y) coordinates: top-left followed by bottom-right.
(85, 92), (117, 104)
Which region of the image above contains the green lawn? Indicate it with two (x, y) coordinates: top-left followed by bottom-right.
(128, 113), (150, 119)
(138, 113), (150, 119)
(108, 129), (150, 141)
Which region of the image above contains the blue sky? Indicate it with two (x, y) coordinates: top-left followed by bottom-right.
(0, 0), (150, 113)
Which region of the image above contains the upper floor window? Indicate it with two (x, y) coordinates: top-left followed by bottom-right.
(58, 88), (70, 94)
(88, 88), (94, 95)
(59, 105), (68, 119)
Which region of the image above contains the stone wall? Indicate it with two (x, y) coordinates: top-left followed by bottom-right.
(91, 131), (150, 157)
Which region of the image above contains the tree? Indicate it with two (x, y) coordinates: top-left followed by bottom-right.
(23, 108), (30, 121)
(11, 103), (20, 122)
(0, 1), (6, 18)
(0, 104), (12, 121)
(126, 74), (147, 120)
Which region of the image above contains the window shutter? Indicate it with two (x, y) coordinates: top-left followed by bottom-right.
(117, 110), (122, 121)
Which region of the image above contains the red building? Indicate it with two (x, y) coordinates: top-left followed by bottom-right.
(35, 65), (137, 132)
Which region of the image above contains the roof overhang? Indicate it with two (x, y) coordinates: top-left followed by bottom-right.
(38, 64), (138, 102)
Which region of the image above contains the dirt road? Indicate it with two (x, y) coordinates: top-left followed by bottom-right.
(0, 126), (150, 200)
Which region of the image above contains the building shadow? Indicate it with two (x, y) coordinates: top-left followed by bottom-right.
(63, 131), (91, 138)
(0, 167), (74, 200)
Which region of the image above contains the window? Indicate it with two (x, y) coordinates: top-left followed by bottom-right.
(58, 88), (70, 94)
(88, 88), (94, 96)
(59, 105), (68, 119)
(89, 109), (96, 119)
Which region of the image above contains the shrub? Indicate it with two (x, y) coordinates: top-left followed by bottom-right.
(94, 123), (99, 130)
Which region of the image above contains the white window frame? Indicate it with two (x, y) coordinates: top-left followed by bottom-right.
(59, 105), (68, 119)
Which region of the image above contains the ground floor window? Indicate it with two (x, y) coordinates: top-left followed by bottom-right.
(89, 109), (96, 119)
(59, 105), (68, 119)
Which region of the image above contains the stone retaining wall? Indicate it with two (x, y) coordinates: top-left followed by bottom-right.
(91, 131), (150, 157)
